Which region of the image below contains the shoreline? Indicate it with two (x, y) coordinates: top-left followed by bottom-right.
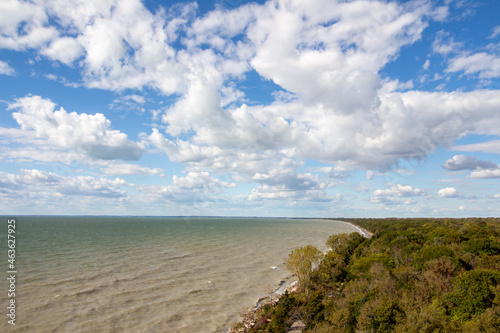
(228, 221), (372, 332)
(349, 223), (373, 239)
(335, 219), (373, 239)
(228, 280), (300, 333)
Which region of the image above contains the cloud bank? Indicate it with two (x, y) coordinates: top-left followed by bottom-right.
(0, 0), (499, 216)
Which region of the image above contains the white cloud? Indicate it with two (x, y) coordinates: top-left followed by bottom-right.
(0, 0), (193, 92)
(443, 155), (497, 171)
(247, 0), (428, 112)
(42, 37), (84, 65)
(374, 184), (423, 197)
(0, 169), (128, 198)
(370, 184), (423, 204)
(0, 0), (58, 50)
(108, 94), (147, 116)
(99, 162), (164, 176)
(148, 80), (500, 184)
(453, 140), (500, 154)
(4, 0), (500, 212)
(423, 59), (430, 70)
(446, 52), (500, 78)
(248, 183), (331, 202)
(432, 30), (462, 55)
(173, 172), (236, 190)
(438, 187), (459, 198)
(122, 94), (146, 104)
(431, 23), (500, 80)
(379, 89), (500, 149)
(469, 168), (500, 179)
(57, 175), (127, 197)
(0, 60), (14, 75)
(135, 171), (235, 205)
(9, 95), (144, 161)
(4, 0), (480, 175)
(490, 25), (500, 39)
(0, 126), (80, 165)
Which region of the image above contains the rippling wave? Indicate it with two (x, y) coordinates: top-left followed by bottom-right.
(1, 217), (358, 332)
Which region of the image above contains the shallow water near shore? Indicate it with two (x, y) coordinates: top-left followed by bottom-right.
(0, 216), (358, 332)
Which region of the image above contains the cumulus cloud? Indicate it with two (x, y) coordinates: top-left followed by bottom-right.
(0, 127), (80, 165)
(443, 155), (497, 171)
(125, 0), (500, 197)
(469, 169), (500, 179)
(370, 184), (423, 204)
(0, 169), (128, 198)
(249, 171), (331, 202)
(135, 171), (235, 205)
(5, 0), (487, 173)
(438, 187), (459, 198)
(246, 0), (429, 112)
(0, 0), (192, 92)
(9, 95), (144, 161)
(248, 184), (331, 202)
(3, 0), (500, 209)
(441, 155), (500, 179)
(42, 37), (84, 65)
(173, 171), (236, 189)
(0, 0), (58, 50)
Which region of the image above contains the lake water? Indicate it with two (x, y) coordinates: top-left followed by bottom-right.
(0, 216), (358, 332)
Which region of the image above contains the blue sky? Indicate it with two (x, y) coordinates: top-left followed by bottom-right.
(1, 0), (499, 217)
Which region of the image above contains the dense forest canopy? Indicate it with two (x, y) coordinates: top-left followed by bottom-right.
(232, 218), (500, 333)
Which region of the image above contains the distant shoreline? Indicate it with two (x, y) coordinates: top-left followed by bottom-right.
(329, 219), (373, 239)
(348, 223), (373, 239)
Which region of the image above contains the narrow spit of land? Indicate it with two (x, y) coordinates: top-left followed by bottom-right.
(230, 218), (500, 333)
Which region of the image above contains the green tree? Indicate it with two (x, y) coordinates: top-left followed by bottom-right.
(286, 245), (323, 296)
(446, 269), (500, 319)
(326, 233), (350, 254)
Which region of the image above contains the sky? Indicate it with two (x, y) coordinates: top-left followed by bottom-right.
(0, 0), (500, 218)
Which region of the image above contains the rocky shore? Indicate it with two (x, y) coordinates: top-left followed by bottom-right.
(228, 280), (299, 333)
